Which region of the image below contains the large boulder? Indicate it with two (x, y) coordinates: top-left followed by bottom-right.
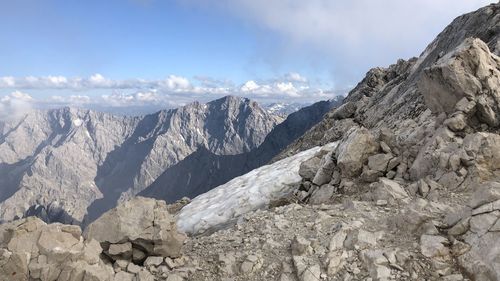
(335, 127), (379, 178)
(84, 197), (186, 259)
(419, 38), (500, 127)
(447, 185), (500, 280)
(463, 132), (500, 181)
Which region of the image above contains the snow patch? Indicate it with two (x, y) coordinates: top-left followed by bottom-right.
(176, 146), (322, 234)
(73, 118), (83, 127)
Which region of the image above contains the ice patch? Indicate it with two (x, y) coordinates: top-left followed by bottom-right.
(73, 118), (83, 127)
(176, 146), (322, 234)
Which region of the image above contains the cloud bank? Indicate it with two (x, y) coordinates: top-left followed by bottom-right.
(0, 91), (34, 121)
(0, 73), (340, 114)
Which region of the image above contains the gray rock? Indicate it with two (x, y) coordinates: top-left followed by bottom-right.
(312, 152), (336, 186)
(298, 157), (321, 180)
(144, 256), (164, 268)
(368, 153), (394, 172)
(419, 38), (500, 118)
(336, 127), (379, 178)
(370, 178), (409, 203)
(331, 102), (357, 120)
(108, 242), (132, 257)
(469, 182), (500, 209)
(0, 217), (114, 281)
(309, 185), (335, 205)
(84, 197), (186, 258)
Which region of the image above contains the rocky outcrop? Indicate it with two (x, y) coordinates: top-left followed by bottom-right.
(174, 3), (500, 280)
(0, 199), (191, 281)
(84, 197), (186, 261)
(0, 217), (114, 281)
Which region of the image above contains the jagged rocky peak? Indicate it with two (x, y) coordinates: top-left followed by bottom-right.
(0, 95), (282, 226)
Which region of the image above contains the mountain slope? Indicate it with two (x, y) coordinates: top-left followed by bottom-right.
(173, 3), (500, 280)
(0, 96), (281, 224)
(139, 98), (342, 202)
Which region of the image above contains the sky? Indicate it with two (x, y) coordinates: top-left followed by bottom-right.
(0, 0), (494, 116)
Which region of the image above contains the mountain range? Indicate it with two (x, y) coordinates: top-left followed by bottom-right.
(0, 95), (342, 225)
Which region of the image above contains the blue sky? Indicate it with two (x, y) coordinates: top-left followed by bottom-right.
(0, 0), (494, 115)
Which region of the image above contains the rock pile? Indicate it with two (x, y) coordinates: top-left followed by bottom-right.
(0, 217), (114, 281)
(0, 197), (190, 281)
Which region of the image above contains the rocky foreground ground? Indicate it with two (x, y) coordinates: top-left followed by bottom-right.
(0, 2), (499, 281)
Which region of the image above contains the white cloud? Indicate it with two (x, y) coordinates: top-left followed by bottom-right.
(240, 80), (302, 98)
(0, 72), (343, 113)
(161, 75), (191, 90)
(0, 91), (34, 121)
(241, 80), (260, 92)
(285, 72), (307, 83)
(0, 74), (193, 92)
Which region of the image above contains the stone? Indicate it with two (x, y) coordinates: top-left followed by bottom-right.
(144, 256), (164, 268)
(309, 185), (335, 204)
(420, 235), (451, 262)
(417, 179), (430, 197)
(419, 38), (500, 118)
(455, 97), (476, 113)
(292, 236), (312, 256)
(37, 228), (83, 263)
(137, 270), (155, 281)
(345, 229), (383, 250)
(115, 260), (129, 270)
(240, 254), (262, 273)
(387, 157), (400, 171)
(301, 264), (321, 281)
(368, 153), (393, 172)
(457, 231), (500, 280)
(166, 274), (184, 281)
(469, 211), (499, 236)
(360, 249), (391, 281)
(361, 168), (383, 183)
(127, 262), (142, 274)
(336, 127), (379, 178)
(217, 252), (237, 275)
(108, 242), (132, 257)
(469, 182), (500, 209)
(371, 178), (408, 203)
(380, 141), (392, 154)
(331, 101), (357, 120)
(114, 271), (135, 281)
(329, 230), (347, 251)
(84, 197), (186, 258)
(312, 152), (336, 186)
(463, 133), (500, 181)
(444, 113), (467, 132)
(132, 248), (146, 262)
(299, 156), (321, 180)
(448, 218), (470, 237)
